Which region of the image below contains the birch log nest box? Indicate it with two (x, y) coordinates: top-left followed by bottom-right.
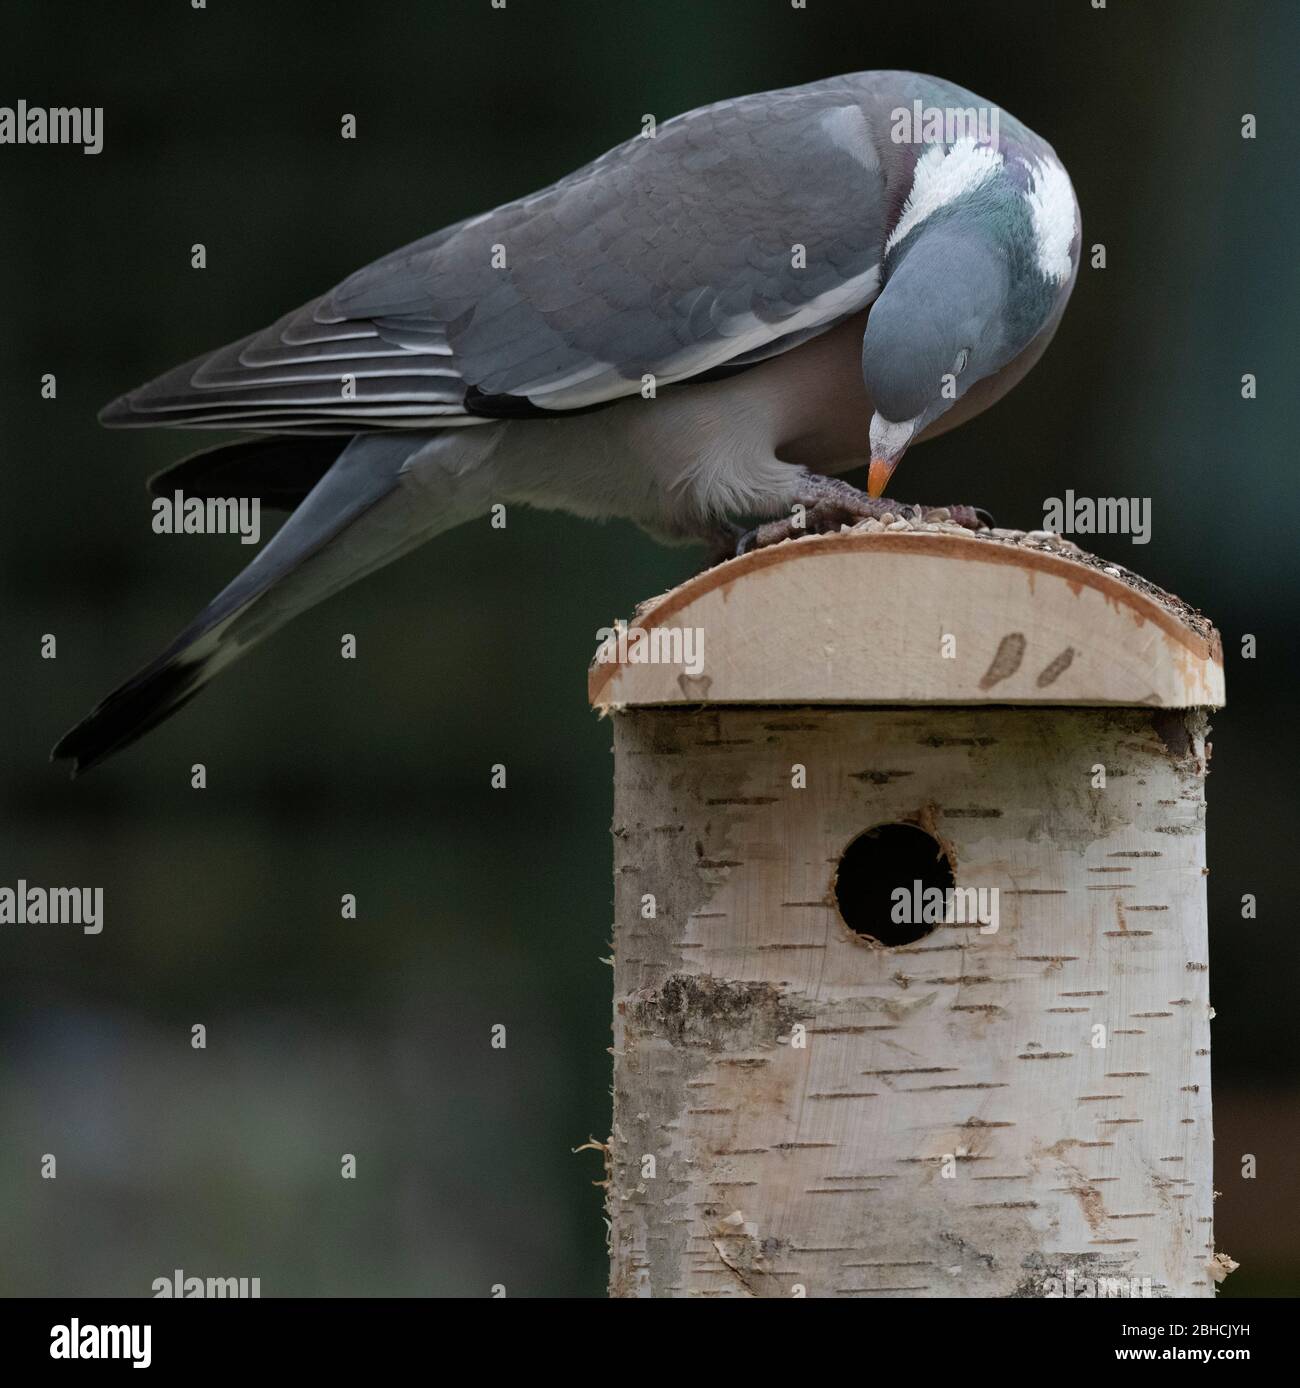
(590, 522), (1226, 1299)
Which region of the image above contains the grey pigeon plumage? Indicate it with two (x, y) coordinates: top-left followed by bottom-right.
(54, 70), (1080, 772)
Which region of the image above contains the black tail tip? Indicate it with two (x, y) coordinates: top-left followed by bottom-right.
(48, 740), (87, 779)
(50, 658), (210, 777)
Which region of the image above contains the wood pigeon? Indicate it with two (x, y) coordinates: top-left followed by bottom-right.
(53, 70), (1079, 772)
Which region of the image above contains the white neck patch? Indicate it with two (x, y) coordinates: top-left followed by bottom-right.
(1022, 156), (1077, 283)
(885, 137), (1003, 256)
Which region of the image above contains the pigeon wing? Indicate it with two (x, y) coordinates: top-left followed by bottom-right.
(103, 83), (889, 431)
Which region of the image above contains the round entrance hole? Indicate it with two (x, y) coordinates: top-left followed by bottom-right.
(833, 823), (955, 947)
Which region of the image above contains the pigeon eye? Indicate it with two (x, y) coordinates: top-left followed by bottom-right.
(954, 348), (970, 375)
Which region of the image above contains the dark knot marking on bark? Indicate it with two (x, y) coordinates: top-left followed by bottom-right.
(849, 769), (915, 784)
(628, 973), (799, 1051)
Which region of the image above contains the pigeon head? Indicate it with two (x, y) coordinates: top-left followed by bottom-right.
(860, 166), (1077, 497)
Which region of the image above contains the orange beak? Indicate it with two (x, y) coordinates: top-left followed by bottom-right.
(867, 456), (898, 499)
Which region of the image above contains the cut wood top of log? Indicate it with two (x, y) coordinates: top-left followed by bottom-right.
(589, 522), (1225, 711)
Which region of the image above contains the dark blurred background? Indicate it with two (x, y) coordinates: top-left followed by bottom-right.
(1, 0), (1295, 1296)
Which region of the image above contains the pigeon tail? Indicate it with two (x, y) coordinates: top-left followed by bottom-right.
(52, 430), (493, 773)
